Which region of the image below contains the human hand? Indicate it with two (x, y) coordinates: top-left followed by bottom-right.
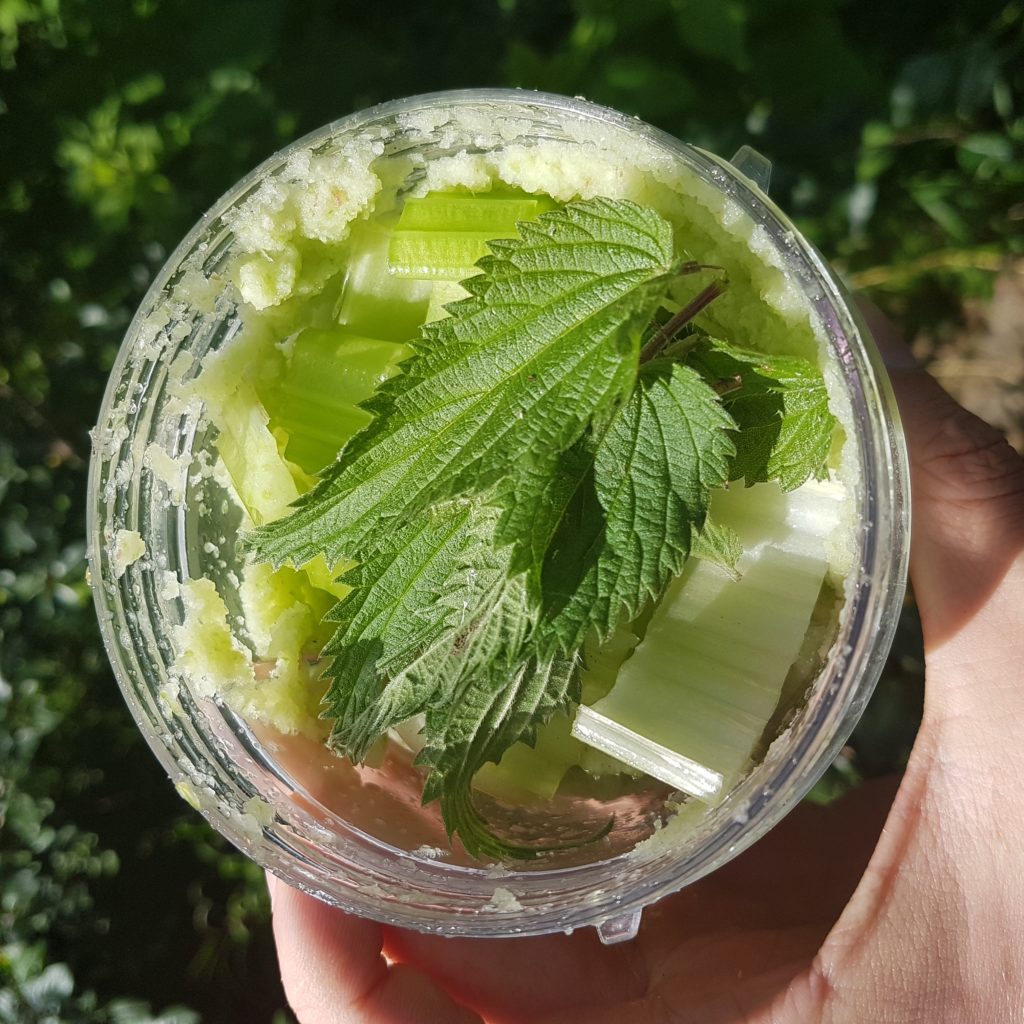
(268, 307), (1024, 1023)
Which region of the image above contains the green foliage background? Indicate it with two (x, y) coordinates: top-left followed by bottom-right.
(1, 1), (1021, 1019)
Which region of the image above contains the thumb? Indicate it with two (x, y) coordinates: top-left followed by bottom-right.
(811, 303), (1024, 1024)
(267, 874), (481, 1024)
(859, 302), (1024, 725)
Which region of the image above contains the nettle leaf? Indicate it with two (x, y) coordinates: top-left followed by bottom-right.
(422, 654), (580, 860)
(539, 360), (735, 655)
(387, 542), (529, 733)
(249, 198), (676, 569)
(691, 517), (743, 578)
(319, 501), (488, 761)
(495, 441), (594, 592)
(386, 545), (582, 859)
(687, 339), (837, 491)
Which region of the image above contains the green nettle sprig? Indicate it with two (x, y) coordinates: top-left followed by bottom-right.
(249, 198), (835, 859)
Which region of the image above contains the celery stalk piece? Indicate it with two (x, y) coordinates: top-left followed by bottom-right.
(335, 219), (433, 341)
(259, 327), (411, 475)
(395, 709), (588, 804)
(387, 192), (556, 280)
(215, 381), (300, 527)
(572, 479), (845, 803)
(210, 381), (353, 604)
(473, 714), (585, 802)
(301, 553), (353, 602)
(572, 711), (724, 799)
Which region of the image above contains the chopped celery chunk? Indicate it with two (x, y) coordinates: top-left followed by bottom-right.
(260, 327), (410, 475)
(395, 194), (554, 232)
(301, 553), (353, 602)
(239, 560), (337, 659)
(388, 230), (506, 281)
(572, 479), (845, 803)
(474, 714), (584, 802)
(388, 192), (556, 280)
(336, 219), (433, 341)
(215, 381), (300, 526)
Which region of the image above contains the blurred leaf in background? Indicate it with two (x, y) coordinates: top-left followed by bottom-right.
(1, 0), (1021, 1019)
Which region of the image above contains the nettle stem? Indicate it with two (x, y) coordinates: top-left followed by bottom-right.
(639, 265), (728, 364)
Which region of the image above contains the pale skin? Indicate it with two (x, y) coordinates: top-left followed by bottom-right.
(268, 308), (1024, 1023)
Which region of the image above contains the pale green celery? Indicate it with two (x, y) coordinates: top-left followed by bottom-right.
(387, 192), (556, 280)
(580, 622), (640, 704)
(212, 380), (351, 601)
(215, 381), (301, 528)
(239, 560), (338, 657)
(572, 479), (845, 803)
(259, 327), (411, 475)
(335, 219), (434, 340)
(238, 561), (337, 738)
(173, 578), (256, 695)
(474, 712), (582, 802)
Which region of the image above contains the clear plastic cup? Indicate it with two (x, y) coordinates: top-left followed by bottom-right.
(88, 89), (909, 942)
